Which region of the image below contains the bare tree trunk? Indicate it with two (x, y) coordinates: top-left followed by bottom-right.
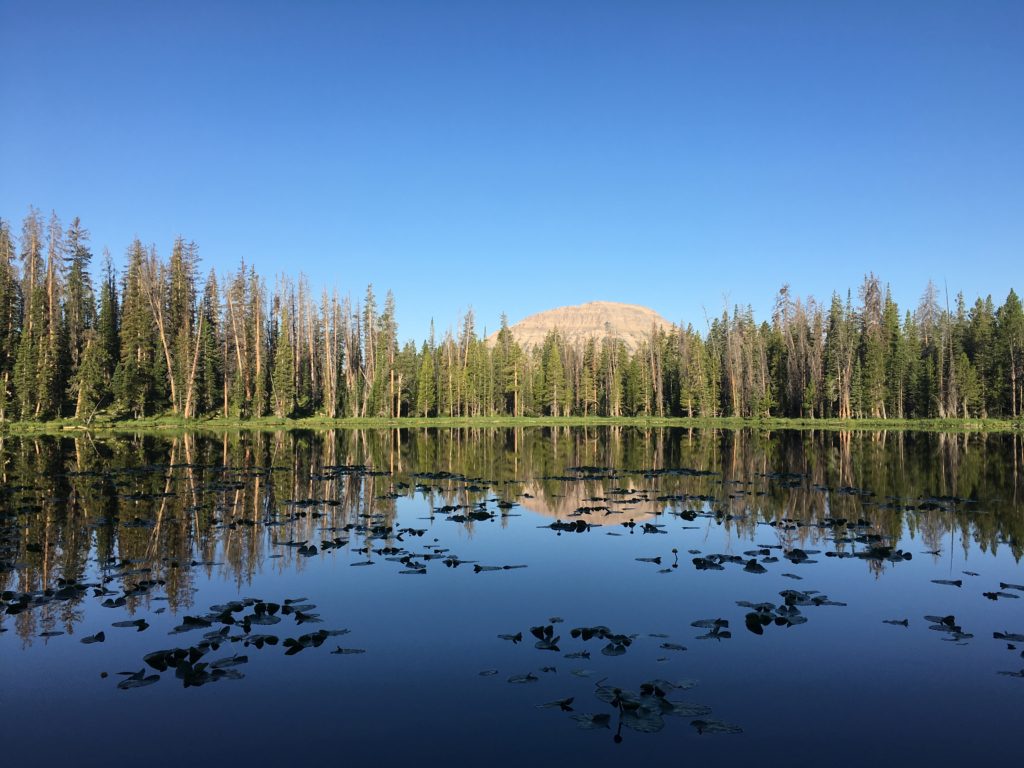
(141, 256), (179, 412)
(321, 292), (337, 419)
(513, 366), (519, 417)
(305, 296), (316, 409)
(223, 335), (229, 418)
(1010, 356), (1017, 418)
(447, 343), (454, 417)
(183, 310), (204, 418)
(226, 290), (251, 402)
(254, 288), (262, 414)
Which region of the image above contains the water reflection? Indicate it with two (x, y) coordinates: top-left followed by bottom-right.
(2, 427), (1022, 647)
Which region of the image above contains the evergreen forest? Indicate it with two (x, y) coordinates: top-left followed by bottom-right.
(1, 208), (1022, 425)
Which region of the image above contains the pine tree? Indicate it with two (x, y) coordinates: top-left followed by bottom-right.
(13, 209), (45, 418)
(824, 293), (855, 419)
(623, 354), (646, 416)
(396, 340), (418, 417)
(464, 335), (488, 417)
(858, 275), (887, 418)
(580, 338), (598, 416)
(416, 342), (435, 417)
(196, 270), (223, 415)
(967, 296), (996, 417)
(272, 303), (295, 417)
(320, 290), (341, 418)
(375, 291), (398, 417)
(457, 308), (477, 417)
(437, 330), (455, 417)
(540, 331), (567, 416)
(495, 315), (523, 416)
(63, 217), (96, 381)
(224, 264), (252, 417)
(360, 284), (378, 417)
(341, 297), (362, 417)
(33, 211), (69, 418)
(0, 219), (20, 421)
(916, 281), (944, 417)
(902, 311), (922, 417)
(250, 268), (269, 417)
(18, 208), (43, 324)
(674, 329), (698, 417)
(13, 286), (44, 419)
(96, 251), (120, 384)
(72, 331), (110, 419)
(63, 217), (95, 376)
(883, 290), (905, 418)
(997, 289), (1024, 418)
(113, 240), (159, 417)
(166, 237), (198, 414)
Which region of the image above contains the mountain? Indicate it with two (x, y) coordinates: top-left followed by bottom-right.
(487, 301), (674, 352)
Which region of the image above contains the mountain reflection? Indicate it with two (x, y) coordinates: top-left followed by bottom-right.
(1, 427), (1021, 645)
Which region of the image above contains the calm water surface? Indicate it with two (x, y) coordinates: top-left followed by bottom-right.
(1, 428), (1023, 766)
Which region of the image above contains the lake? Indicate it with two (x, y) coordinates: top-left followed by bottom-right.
(1, 427), (1022, 766)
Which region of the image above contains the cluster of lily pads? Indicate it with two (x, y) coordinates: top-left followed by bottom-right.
(273, 503), (529, 575)
(571, 678), (741, 741)
(107, 596), (359, 690)
(736, 588), (846, 635)
(483, 617), (742, 741)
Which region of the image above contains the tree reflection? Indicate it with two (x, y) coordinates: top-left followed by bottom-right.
(1, 427), (1021, 645)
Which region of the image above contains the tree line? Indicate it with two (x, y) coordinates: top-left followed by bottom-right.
(1, 207), (1022, 423)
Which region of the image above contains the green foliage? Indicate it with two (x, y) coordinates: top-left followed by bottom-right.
(415, 343), (435, 417)
(113, 241), (159, 417)
(13, 285), (45, 418)
(196, 270), (223, 415)
(540, 331), (568, 416)
(271, 304), (295, 418)
(72, 331), (111, 418)
(63, 217), (96, 376)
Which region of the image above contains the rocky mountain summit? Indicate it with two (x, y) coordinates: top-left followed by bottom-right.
(488, 301), (674, 352)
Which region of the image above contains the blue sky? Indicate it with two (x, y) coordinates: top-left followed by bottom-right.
(1, 0), (1021, 342)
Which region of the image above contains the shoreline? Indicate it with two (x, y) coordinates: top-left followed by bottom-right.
(1, 414), (1021, 435)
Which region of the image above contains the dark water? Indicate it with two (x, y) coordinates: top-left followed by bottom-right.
(1, 427), (1023, 766)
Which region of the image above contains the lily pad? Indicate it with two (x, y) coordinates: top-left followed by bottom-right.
(691, 718), (743, 735)
(117, 669), (160, 690)
(572, 713), (611, 730)
(507, 673), (539, 684)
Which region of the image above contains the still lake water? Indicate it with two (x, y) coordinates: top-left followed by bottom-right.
(1, 427), (1023, 766)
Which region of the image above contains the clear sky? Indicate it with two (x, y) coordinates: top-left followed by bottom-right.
(1, 0), (1021, 342)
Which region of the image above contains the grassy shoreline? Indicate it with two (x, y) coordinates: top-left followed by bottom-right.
(1, 414), (1021, 435)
